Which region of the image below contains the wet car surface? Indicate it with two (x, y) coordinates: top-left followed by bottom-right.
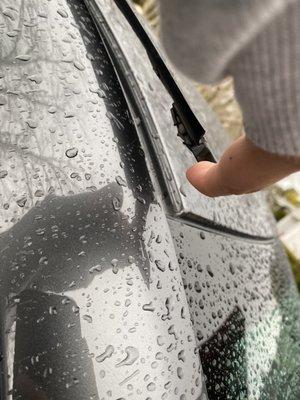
(0, 0), (299, 399)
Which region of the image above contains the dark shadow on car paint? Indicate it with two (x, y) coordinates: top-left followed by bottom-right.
(0, 182), (151, 297)
(12, 290), (99, 399)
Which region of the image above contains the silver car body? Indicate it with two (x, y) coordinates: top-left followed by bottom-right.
(0, 0), (299, 399)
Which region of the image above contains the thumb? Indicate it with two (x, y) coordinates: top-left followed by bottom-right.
(186, 161), (227, 197)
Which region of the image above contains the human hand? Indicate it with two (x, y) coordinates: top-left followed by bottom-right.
(186, 135), (300, 197)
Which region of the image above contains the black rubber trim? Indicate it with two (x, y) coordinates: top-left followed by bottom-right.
(167, 215), (276, 244)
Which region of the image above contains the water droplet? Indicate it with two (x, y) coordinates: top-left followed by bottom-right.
(147, 382), (156, 392)
(28, 74), (43, 84)
(57, 9), (68, 18)
(64, 111), (75, 118)
(34, 189), (44, 197)
(116, 346), (139, 367)
(168, 324), (178, 340)
(112, 197), (121, 211)
(89, 265), (102, 273)
(49, 306), (57, 315)
(154, 234), (162, 244)
(38, 11), (48, 18)
(157, 336), (164, 346)
(65, 147), (78, 158)
(177, 367), (183, 379)
(17, 197), (27, 208)
(72, 305), (80, 314)
(39, 256), (48, 266)
(142, 302), (155, 312)
(70, 172), (80, 179)
(7, 31), (18, 37)
(111, 258), (119, 274)
(194, 281), (201, 293)
(48, 106), (57, 114)
(179, 184), (187, 197)
(164, 381), (171, 390)
(125, 299), (131, 307)
(178, 350), (185, 362)
(15, 54), (31, 61)
(61, 298), (70, 306)
(128, 255), (135, 264)
(96, 345), (114, 363)
(99, 370), (106, 378)
(3, 9), (15, 20)
(0, 170), (8, 179)
(26, 119), (38, 129)
(206, 265), (214, 277)
(116, 175), (127, 187)
(155, 260), (165, 272)
(196, 330), (204, 342)
(137, 196), (146, 204)
(83, 314), (93, 323)
(134, 117), (141, 126)
(73, 60), (85, 71)
(162, 297), (171, 321)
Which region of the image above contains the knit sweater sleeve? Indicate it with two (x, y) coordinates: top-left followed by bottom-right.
(159, 0), (300, 156)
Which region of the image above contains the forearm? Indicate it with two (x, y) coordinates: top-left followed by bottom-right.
(158, 0), (288, 84)
(226, 0), (300, 158)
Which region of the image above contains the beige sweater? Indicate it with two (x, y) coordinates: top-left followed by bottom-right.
(159, 0), (300, 157)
